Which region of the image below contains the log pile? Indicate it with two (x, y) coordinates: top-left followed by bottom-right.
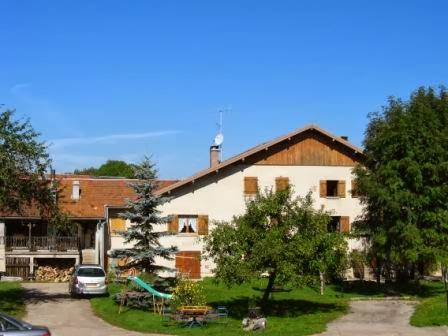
(35, 265), (74, 282)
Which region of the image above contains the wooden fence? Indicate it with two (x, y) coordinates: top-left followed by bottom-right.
(6, 257), (32, 278)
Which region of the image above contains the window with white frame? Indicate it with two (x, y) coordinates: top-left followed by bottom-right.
(178, 216), (198, 234)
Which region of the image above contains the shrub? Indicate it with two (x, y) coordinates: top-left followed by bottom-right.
(171, 279), (206, 309)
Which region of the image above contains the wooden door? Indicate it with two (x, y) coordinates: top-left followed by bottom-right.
(175, 251), (201, 279)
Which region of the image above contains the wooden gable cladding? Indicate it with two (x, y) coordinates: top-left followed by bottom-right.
(275, 177), (289, 191)
(249, 131), (359, 166)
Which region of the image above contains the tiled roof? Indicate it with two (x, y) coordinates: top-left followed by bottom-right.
(56, 176), (137, 218)
(0, 175), (179, 219)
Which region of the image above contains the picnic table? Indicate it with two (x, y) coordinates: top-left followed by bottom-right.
(175, 306), (211, 328)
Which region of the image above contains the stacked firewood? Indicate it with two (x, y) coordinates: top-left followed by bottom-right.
(35, 265), (74, 282)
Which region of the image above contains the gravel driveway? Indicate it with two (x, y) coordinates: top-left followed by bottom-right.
(21, 283), (448, 336)
(22, 282), (166, 336)
(317, 300), (448, 336)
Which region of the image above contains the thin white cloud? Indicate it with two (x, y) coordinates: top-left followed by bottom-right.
(50, 153), (109, 173)
(49, 130), (180, 149)
(10, 83), (32, 95)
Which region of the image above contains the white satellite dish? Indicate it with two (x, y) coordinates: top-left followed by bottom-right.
(214, 133), (224, 146)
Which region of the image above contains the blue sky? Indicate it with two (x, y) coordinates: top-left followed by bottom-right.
(1, 1), (446, 179)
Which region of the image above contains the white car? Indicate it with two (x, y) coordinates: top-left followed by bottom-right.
(68, 264), (108, 297)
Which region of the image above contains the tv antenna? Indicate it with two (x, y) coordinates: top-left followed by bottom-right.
(213, 107), (231, 161)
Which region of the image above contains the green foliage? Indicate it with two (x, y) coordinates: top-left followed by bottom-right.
(0, 282), (26, 318)
(0, 109), (53, 214)
(350, 250), (367, 280)
(49, 210), (75, 236)
(73, 166), (98, 176)
(203, 187), (348, 305)
(171, 279), (206, 309)
(353, 86), (448, 276)
(109, 156), (177, 272)
(75, 160), (136, 178)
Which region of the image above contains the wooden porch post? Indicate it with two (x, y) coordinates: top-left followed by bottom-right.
(0, 222), (5, 273)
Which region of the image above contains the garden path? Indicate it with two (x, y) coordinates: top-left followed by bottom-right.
(317, 299), (448, 336)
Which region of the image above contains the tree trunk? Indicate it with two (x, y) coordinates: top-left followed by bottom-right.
(261, 271), (276, 310)
(319, 271), (325, 295)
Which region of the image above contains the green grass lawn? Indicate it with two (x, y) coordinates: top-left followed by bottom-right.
(0, 281), (26, 317)
(91, 278), (354, 336)
(411, 281), (448, 327)
(89, 278), (448, 335)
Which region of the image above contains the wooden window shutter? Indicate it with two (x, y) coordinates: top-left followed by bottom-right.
(337, 180), (346, 198)
(197, 215), (209, 235)
(176, 251), (201, 279)
(340, 216), (350, 233)
(110, 218), (125, 234)
(351, 179), (359, 198)
(319, 180), (327, 197)
(168, 215), (179, 232)
(244, 177), (258, 195)
(275, 177), (289, 192)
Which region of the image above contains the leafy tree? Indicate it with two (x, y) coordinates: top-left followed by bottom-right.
(353, 86), (448, 281)
(97, 160), (135, 178)
(73, 166), (98, 176)
(0, 109), (53, 213)
(49, 211), (76, 236)
(110, 157), (177, 273)
(74, 160), (135, 178)
(203, 187), (348, 307)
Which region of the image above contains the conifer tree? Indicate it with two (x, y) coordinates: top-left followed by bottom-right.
(111, 157), (177, 273)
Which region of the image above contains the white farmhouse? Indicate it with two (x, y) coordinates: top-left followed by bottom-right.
(108, 124), (365, 278)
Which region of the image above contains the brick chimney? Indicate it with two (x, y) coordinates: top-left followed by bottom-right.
(210, 145), (220, 167)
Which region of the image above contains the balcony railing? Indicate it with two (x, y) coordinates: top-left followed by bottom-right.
(6, 236), (78, 251)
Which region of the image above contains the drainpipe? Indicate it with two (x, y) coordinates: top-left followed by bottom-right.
(94, 223), (100, 264)
(99, 221), (105, 268)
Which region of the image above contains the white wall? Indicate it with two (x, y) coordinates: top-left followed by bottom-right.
(151, 164), (364, 277)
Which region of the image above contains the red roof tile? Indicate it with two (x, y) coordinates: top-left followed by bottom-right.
(0, 175), (179, 219)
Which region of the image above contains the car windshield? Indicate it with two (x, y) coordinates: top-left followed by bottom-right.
(77, 267), (105, 277)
